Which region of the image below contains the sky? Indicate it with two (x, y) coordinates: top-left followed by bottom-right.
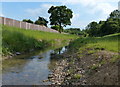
(1, 0), (119, 29)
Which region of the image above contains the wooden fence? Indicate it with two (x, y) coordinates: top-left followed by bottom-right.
(0, 17), (58, 33)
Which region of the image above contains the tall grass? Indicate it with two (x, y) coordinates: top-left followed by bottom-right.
(2, 25), (78, 56)
(3, 25), (77, 40)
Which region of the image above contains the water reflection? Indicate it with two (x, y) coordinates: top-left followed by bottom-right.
(2, 46), (67, 85)
(51, 46), (67, 55)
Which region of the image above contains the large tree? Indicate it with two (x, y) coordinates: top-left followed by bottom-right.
(34, 17), (48, 27)
(48, 5), (73, 33)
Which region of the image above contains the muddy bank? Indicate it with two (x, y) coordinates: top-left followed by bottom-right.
(49, 49), (120, 85)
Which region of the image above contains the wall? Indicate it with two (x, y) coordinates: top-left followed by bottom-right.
(0, 17), (59, 33)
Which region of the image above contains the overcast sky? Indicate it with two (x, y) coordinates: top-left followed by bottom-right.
(1, 0), (119, 29)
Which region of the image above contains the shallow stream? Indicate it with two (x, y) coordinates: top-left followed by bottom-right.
(2, 46), (67, 85)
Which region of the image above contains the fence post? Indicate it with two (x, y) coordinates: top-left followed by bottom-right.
(4, 17), (6, 25)
(1, 17), (3, 25)
(26, 22), (27, 29)
(12, 19), (14, 26)
(20, 21), (21, 28)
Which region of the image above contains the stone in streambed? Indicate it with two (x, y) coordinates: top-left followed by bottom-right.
(48, 74), (54, 79)
(16, 52), (21, 55)
(38, 56), (43, 59)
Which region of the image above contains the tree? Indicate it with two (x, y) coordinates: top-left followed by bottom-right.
(100, 18), (120, 36)
(109, 10), (120, 19)
(85, 21), (99, 37)
(84, 9), (120, 37)
(22, 19), (34, 24)
(34, 17), (48, 27)
(48, 5), (73, 33)
(100, 10), (120, 36)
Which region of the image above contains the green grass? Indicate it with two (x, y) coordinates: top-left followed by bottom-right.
(110, 55), (120, 63)
(69, 33), (120, 53)
(0, 24), (2, 55)
(3, 25), (77, 40)
(90, 64), (99, 70)
(73, 74), (82, 79)
(2, 25), (78, 56)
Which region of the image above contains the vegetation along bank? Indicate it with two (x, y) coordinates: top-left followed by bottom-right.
(49, 33), (120, 85)
(2, 25), (78, 59)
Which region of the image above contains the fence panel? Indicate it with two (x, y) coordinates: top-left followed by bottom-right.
(14, 20), (21, 28)
(21, 21), (27, 29)
(5, 18), (13, 26)
(0, 17), (3, 24)
(1, 17), (59, 33)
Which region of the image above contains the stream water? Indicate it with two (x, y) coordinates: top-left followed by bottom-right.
(2, 46), (67, 85)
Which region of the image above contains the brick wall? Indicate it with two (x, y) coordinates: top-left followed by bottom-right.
(0, 17), (59, 33)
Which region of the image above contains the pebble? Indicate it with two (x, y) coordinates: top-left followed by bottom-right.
(43, 79), (49, 82)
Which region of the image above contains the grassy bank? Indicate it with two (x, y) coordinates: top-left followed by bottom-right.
(2, 25), (78, 57)
(67, 33), (120, 85)
(69, 33), (120, 53)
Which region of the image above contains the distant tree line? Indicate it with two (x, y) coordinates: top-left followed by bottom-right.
(84, 10), (120, 37)
(63, 28), (88, 37)
(63, 10), (120, 37)
(22, 17), (48, 27)
(64, 28), (81, 35)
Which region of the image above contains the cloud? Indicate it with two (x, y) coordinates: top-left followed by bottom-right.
(0, 13), (5, 17)
(64, 0), (117, 16)
(70, 13), (80, 27)
(25, 4), (53, 19)
(68, 13), (88, 29)
(62, 0), (118, 29)
(24, 1), (118, 29)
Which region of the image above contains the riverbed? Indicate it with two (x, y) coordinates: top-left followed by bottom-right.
(2, 46), (67, 85)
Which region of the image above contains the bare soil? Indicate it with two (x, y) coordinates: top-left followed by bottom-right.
(49, 49), (120, 85)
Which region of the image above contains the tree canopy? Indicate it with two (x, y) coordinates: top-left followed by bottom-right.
(34, 17), (48, 27)
(48, 5), (73, 33)
(22, 19), (34, 24)
(85, 9), (120, 37)
(109, 10), (120, 19)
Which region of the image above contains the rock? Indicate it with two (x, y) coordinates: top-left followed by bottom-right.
(58, 82), (61, 85)
(48, 74), (53, 79)
(52, 83), (56, 85)
(16, 52), (21, 55)
(38, 56), (43, 59)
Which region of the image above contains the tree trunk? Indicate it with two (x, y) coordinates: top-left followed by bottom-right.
(59, 23), (62, 33)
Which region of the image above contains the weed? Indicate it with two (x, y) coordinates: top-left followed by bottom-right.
(73, 74), (82, 79)
(90, 64), (99, 70)
(110, 55), (120, 63)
